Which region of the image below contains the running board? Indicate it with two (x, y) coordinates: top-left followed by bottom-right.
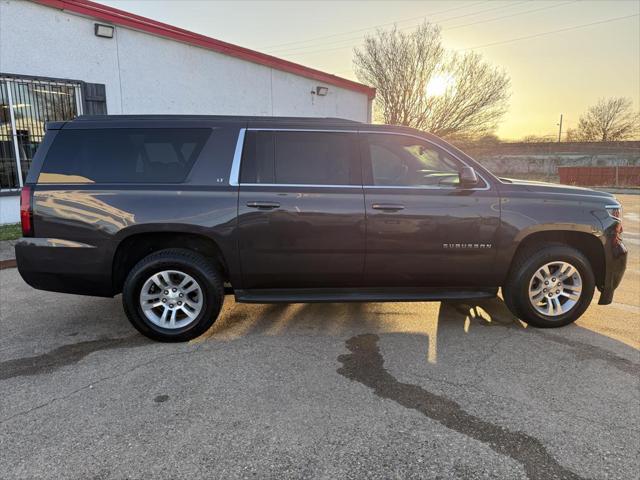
(234, 287), (498, 304)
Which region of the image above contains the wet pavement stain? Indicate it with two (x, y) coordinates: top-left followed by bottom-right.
(154, 394), (169, 403)
(0, 336), (149, 381)
(337, 334), (586, 480)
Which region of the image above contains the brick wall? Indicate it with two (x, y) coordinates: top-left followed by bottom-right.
(558, 166), (640, 187)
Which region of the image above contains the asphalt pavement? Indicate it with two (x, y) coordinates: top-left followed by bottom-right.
(1, 195), (638, 480)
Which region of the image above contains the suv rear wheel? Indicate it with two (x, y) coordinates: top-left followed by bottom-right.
(503, 244), (595, 328)
(122, 249), (224, 342)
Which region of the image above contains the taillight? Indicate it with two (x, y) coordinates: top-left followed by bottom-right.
(20, 185), (33, 237)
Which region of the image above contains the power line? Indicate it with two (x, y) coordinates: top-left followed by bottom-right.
(446, 0), (577, 31)
(327, 12), (639, 76)
(463, 13), (639, 50)
(268, 1), (530, 55)
(262, 0), (486, 51)
(269, 0), (569, 58)
(269, 3), (522, 57)
(304, 13), (640, 57)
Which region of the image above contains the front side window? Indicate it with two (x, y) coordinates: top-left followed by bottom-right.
(39, 128), (211, 184)
(364, 134), (462, 188)
(240, 131), (359, 186)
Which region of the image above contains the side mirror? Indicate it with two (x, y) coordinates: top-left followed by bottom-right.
(459, 166), (479, 187)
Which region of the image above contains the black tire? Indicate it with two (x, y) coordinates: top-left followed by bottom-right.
(122, 248), (224, 342)
(503, 244), (595, 328)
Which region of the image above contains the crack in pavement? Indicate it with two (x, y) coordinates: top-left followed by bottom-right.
(337, 333), (587, 480)
(0, 346), (204, 425)
(408, 368), (635, 434)
(0, 336), (150, 381)
(530, 330), (639, 378)
(449, 301), (639, 378)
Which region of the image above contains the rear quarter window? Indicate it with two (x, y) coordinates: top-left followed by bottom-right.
(39, 128), (211, 184)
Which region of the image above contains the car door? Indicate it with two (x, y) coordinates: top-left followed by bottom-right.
(361, 132), (500, 287)
(237, 129), (365, 289)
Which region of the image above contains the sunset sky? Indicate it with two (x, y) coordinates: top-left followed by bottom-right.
(101, 0), (639, 140)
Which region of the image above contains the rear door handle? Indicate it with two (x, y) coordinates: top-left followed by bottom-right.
(246, 201), (280, 210)
(372, 203), (405, 211)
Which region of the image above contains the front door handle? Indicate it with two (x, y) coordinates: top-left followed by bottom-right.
(246, 201), (280, 210)
(372, 203), (405, 211)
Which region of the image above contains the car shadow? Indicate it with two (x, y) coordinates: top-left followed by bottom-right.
(434, 296), (639, 377)
(204, 295), (638, 369)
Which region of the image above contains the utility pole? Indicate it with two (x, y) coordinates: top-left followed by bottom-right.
(557, 114), (563, 143)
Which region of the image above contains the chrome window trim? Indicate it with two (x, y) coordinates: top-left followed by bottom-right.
(239, 183), (362, 188)
(231, 127), (492, 191)
(228, 127), (246, 186)
(246, 128), (360, 133)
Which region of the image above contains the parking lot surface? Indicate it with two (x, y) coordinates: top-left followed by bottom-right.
(1, 195), (638, 479)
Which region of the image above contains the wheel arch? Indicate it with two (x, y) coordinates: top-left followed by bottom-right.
(111, 230), (230, 295)
(509, 229), (605, 289)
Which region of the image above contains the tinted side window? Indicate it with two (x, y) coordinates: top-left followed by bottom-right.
(240, 131), (359, 185)
(364, 134), (461, 188)
(39, 128), (210, 183)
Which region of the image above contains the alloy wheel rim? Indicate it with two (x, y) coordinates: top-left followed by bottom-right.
(528, 261), (582, 317)
(139, 270), (203, 329)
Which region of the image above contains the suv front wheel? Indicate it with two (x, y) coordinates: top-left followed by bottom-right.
(122, 249), (224, 342)
(503, 244), (595, 328)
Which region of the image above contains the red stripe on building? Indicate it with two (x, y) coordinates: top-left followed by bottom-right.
(30, 0), (376, 99)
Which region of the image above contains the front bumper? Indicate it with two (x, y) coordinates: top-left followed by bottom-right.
(597, 222), (627, 305)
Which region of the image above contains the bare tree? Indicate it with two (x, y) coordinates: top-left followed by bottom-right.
(354, 23), (510, 138)
(574, 97), (640, 141)
(564, 128), (582, 143)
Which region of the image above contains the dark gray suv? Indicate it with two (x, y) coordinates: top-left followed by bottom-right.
(16, 115), (627, 341)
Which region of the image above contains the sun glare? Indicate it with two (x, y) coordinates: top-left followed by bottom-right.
(426, 74), (455, 97)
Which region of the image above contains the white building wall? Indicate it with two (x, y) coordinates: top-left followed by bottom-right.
(115, 27), (273, 116)
(0, 0), (124, 112)
(0, 0), (372, 224)
(0, 0), (370, 120)
(271, 69), (369, 121)
(0, 195), (19, 224)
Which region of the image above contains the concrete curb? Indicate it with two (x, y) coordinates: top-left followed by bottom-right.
(0, 259), (16, 270)
(0, 239), (18, 267)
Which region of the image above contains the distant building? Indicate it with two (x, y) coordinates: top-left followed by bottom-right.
(0, 0), (375, 223)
